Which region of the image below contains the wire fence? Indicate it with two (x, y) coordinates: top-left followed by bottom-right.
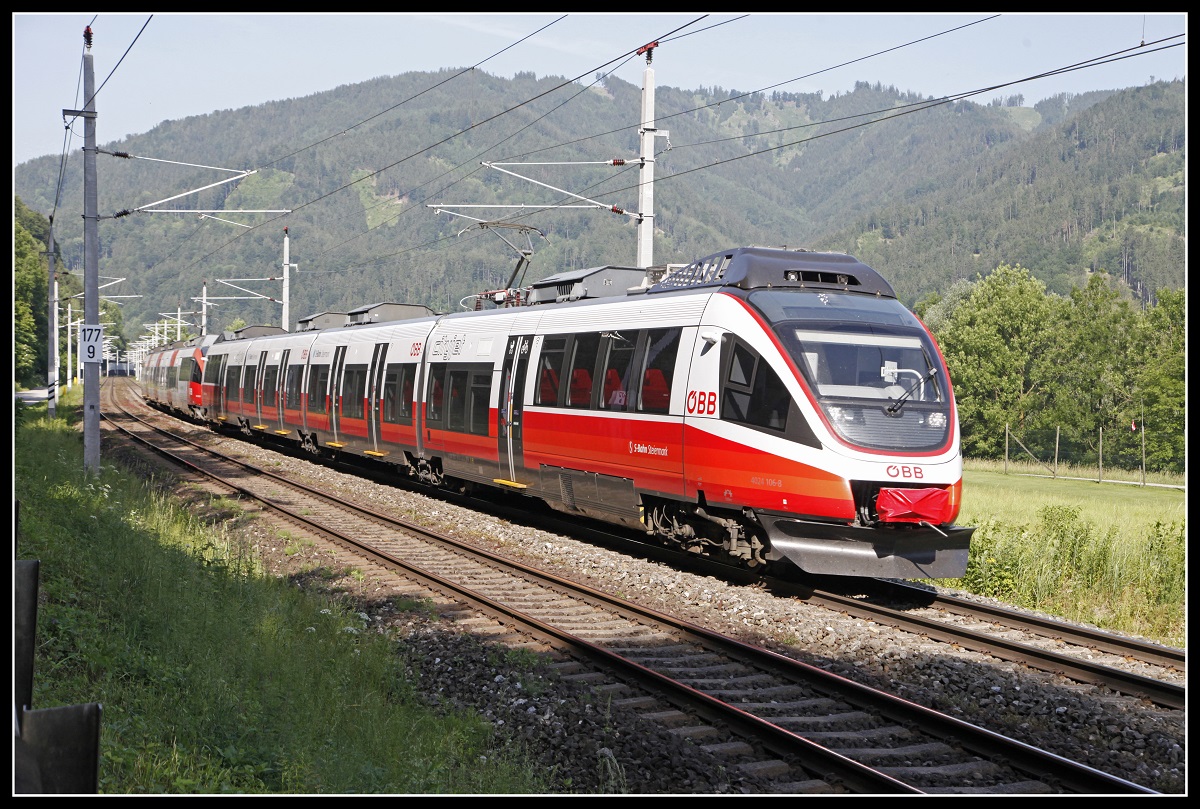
(1003, 422), (1157, 485)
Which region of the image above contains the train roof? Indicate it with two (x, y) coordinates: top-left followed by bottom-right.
(520, 247), (896, 307)
(648, 246), (897, 298)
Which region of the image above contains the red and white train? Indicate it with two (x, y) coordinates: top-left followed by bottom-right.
(141, 246), (974, 579)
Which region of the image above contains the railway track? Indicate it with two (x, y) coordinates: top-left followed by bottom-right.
(463, 490), (1185, 710)
(101, 379), (1163, 794)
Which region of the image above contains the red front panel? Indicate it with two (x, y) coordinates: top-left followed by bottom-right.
(683, 426), (855, 520)
(876, 486), (953, 524)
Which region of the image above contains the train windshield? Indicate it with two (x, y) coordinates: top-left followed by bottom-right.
(748, 289), (952, 451)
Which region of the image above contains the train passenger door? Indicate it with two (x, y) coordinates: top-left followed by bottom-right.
(274, 350), (290, 431)
(253, 352), (269, 427)
(367, 343), (388, 453)
(329, 345), (347, 443)
(206, 353), (227, 417)
(497, 335), (533, 487)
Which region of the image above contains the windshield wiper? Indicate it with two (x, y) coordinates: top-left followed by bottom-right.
(887, 367), (938, 414)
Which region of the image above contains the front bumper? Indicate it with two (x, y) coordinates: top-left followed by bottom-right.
(764, 516), (974, 579)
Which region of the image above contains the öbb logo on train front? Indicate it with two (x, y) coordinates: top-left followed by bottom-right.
(687, 390), (717, 414)
(887, 465), (924, 479)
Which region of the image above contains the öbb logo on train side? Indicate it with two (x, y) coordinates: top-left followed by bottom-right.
(686, 390), (717, 415)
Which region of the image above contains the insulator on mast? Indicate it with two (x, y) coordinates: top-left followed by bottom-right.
(83, 26), (93, 49)
(611, 159), (626, 166)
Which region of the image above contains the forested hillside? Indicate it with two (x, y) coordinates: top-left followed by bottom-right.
(13, 71), (1184, 339)
(827, 81), (1185, 304)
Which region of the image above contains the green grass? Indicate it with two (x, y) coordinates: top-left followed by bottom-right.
(946, 460), (1186, 646)
(14, 393), (551, 794)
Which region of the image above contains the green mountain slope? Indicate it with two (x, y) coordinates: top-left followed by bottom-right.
(13, 72), (1184, 341)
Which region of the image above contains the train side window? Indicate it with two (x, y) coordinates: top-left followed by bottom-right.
(307, 364), (330, 414)
(442, 365), (491, 435)
(721, 342), (788, 432)
(599, 331), (638, 411)
(224, 364), (242, 403)
(381, 363), (417, 424)
(262, 365), (279, 408)
(536, 336), (567, 406)
(468, 370), (490, 436)
(426, 363), (447, 422)
(381, 366), (398, 422)
(566, 333), (601, 408)
(203, 355), (223, 385)
(637, 328), (680, 414)
(285, 365), (304, 409)
(342, 364), (369, 419)
(400, 364), (416, 419)
(242, 364), (258, 403)
(445, 369), (469, 431)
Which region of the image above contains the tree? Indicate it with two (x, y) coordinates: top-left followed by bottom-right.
(1042, 273), (1138, 454)
(1129, 288), (1185, 472)
(13, 220), (46, 386)
(934, 265), (1061, 457)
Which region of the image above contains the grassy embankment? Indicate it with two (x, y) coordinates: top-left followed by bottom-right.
(14, 390), (552, 794)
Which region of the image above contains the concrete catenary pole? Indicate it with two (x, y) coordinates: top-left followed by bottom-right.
(282, 227), (293, 332)
(80, 27), (101, 473)
(45, 224), (59, 418)
(636, 45), (657, 269)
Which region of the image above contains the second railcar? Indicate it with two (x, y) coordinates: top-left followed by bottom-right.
(141, 334), (218, 420)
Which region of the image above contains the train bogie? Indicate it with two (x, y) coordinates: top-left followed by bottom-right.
(143, 247), (975, 579)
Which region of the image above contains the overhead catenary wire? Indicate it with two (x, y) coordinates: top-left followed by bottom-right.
(450, 35), (1188, 238)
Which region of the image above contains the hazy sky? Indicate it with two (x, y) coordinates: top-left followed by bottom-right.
(11, 12), (1188, 168)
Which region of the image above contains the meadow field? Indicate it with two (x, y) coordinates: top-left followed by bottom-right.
(948, 460), (1185, 646)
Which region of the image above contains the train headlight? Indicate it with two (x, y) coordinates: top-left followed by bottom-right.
(927, 411), (947, 429)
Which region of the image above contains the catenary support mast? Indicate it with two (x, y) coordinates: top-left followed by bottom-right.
(74, 27), (101, 473)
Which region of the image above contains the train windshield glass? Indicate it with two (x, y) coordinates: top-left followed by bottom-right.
(790, 331), (941, 403)
(749, 289), (951, 452)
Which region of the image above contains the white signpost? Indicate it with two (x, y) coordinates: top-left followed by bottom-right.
(79, 324), (105, 364)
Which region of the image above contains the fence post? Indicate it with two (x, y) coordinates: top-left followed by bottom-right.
(1004, 423), (1009, 474)
(1098, 426), (1103, 483)
(1054, 426), (1059, 478)
(1141, 405), (1147, 486)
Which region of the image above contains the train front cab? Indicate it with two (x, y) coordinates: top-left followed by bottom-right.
(684, 286), (972, 579)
